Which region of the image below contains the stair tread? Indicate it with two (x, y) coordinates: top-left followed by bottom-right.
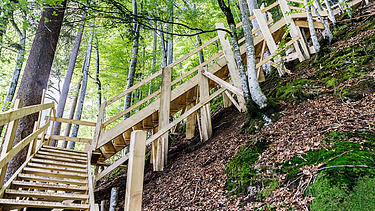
(37, 151), (87, 160)
(12, 180), (88, 192)
(23, 167), (88, 179)
(6, 189), (88, 200)
(40, 147), (87, 158)
(0, 198), (89, 209)
(34, 154), (87, 163)
(27, 162), (87, 173)
(31, 158), (87, 168)
(42, 145), (87, 154)
(18, 173), (87, 186)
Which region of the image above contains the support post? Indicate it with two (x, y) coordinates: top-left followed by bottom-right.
(124, 130), (146, 211)
(185, 102), (196, 139)
(278, 0), (310, 61)
(0, 99), (22, 186)
(155, 66), (171, 171)
(199, 67), (212, 141)
(216, 23), (246, 112)
(253, 9), (290, 76)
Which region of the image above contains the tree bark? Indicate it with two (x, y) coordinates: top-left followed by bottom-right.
(109, 187), (118, 211)
(5, 0), (67, 182)
(239, 0), (267, 108)
(0, 6), (10, 58)
(68, 21), (94, 149)
(217, 0), (251, 103)
(167, 1), (174, 65)
(304, 0), (320, 54)
(95, 43), (102, 108)
(324, 0), (337, 24)
(196, 35), (205, 64)
(312, 5), (333, 43)
(123, 0), (140, 120)
(51, 22), (85, 146)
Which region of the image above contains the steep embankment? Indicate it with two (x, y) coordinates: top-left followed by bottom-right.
(94, 2), (375, 210)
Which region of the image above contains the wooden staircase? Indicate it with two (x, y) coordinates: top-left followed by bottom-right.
(0, 145), (90, 210)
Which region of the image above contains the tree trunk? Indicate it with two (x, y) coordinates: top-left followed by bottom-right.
(217, 0), (251, 103)
(5, 0), (67, 182)
(61, 75), (82, 148)
(239, 0), (267, 108)
(196, 35), (205, 64)
(68, 21), (94, 150)
(304, 0), (320, 54)
(51, 23), (84, 147)
(167, 1), (174, 65)
(123, 0), (140, 120)
(324, 0), (337, 24)
(0, 7), (10, 58)
(312, 5), (333, 43)
(109, 187), (118, 211)
(95, 43), (102, 108)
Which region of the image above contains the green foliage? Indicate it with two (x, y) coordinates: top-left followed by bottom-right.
(225, 138), (271, 195)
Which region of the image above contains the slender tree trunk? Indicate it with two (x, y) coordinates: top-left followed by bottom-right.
(5, 0), (67, 182)
(95, 43), (102, 107)
(314, 0), (324, 10)
(239, 0), (267, 108)
(167, 1), (174, 65)
(304, 0), (320, 53)
(0, 8), (10, 58)
(217, 0), (251, 103)
(123, 0), (140, 120)
(68, 21), (94, 149)
(312, 5), (333, 43)
(196, 35), (205, 64)
(324, 0), (337, 24)
(51, 22), (85, 146)
(109, 187), (118, 211)
(61, 75), (82, 148)
(160, 24), (168, 68)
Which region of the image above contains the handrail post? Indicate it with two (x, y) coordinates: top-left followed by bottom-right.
(0, 99), (22, 187)
(124, 130), (146, 211)
(92, 103), (106, 149)
(215, 23), (247, 112)
(153, 66), (171, 171)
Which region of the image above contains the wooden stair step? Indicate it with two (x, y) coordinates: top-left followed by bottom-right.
(27, 163), (87, 173)
(37, 151), (87, 161)
(42, 145), (87, 154)
(23, 167), (88, 179)
(31, 158), (87, 168)
(34, 154), (87, 163)
(18, 174), (87, 186)
(0, 199), (89, 209)
(40, 147), (87, 158)
(12, 180), (88, 192)
(5, 189), (88, 200)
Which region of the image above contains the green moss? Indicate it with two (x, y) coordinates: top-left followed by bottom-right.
(339, 77), (375, 101)
(225, 138), (271, 195)
(269, 78), (313, 104)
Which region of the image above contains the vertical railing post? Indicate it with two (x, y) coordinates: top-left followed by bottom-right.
(0, 99), (22, 187)
(92, 103), (106, 149)
(124, 130), (146, 211)
(154, 66), (171, 171)
(215, 23), (247, 112)
(278, 0), (310, 61)
(199, 67), (212, 141)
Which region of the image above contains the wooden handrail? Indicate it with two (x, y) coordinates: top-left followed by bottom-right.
(0, 102), (54, 127)
(45, 116), (96, 127)
(236, 1), (280, 29)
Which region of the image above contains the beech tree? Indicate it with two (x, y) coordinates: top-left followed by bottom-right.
(5, 0), (67, 181)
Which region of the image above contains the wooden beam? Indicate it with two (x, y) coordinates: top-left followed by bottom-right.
(295, 20), (325, 29)
(199, 68), (210, 142)
(185, 102), (196, 139)
(49, 135), (92, 144)
(45, 116), (96, 127)
(224, 91), (242, 112)
(0, 99), (21, 187)
(95, 162), (127, 169)
(95, 154), (129, 182)
(202, 70), (244, 98)
(124, 130), (146, 211)
(216, 22), (247, 112)
(0, 102), (54, 127)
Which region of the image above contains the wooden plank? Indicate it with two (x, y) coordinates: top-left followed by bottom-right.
(5, 189), (88, 200)
(287, 0), (304, 3)
(39, 147), (87, 158)
(185, 102), (196, 139)
(225, 91), (242, 112)
(12, 180), (88, 192)
(42, 145), (87, 154)
(235, 1), (280, 28)
(216, 22), (247, 112)
(37, 151), (87, 161)
(157, 66), (172, 170)
(17, 173), (87, 186)
(45, 116), (96, 127)
(124, 130), (146, 211)
(295, 20), (325, 29)
(23, 167), (88, 179)
(87, 144), (96, 211)
(202, 70), (244, 98)
(0, 199), (89, 209)
(0, 122), (50, 170)
(49, 135), (92, 144)
(199, 67), (212, 140)
(27, 162), (87, 173)
(95, 154), (129, 182)
(34, 154), (87, 164)
(124, 129), (132, 141)
(142, 115), (153, 129)
(113, 135), (126, 151)
(102, 142), (116, 154)
(0, 99), (22, 187)
(146, 88), (226, 146)
(95, 162), (127, 169)
(92, 103), (106, 148)
(30, 158), (87, 168)
(0, 102), (54, 127)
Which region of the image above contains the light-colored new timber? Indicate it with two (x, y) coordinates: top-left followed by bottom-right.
(49, 134), (92, 144)
(0, 199), (89, 209)
(39, 147), (87, 158)
(45, 116), (96, 127)
(124, 130), (147, 211)
(202, 71), (244, 98)
(42, 145), (87, 154)
(27, 162), (87, 173)
(12, 180), (88, 192)
(37, 150), (87, 161)
(17, 173), (87, 186)
(23, 167), (88, 179)
(95, 154), (129, 182)
(224, 91), (242, 112)
(30, 158), (87, 168)
(34, 154), (87, 163)
(5, 189), (88, 200)
(185, 102), (196, 139)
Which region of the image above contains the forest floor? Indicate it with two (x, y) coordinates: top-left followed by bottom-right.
(94, 2), (375, 210)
